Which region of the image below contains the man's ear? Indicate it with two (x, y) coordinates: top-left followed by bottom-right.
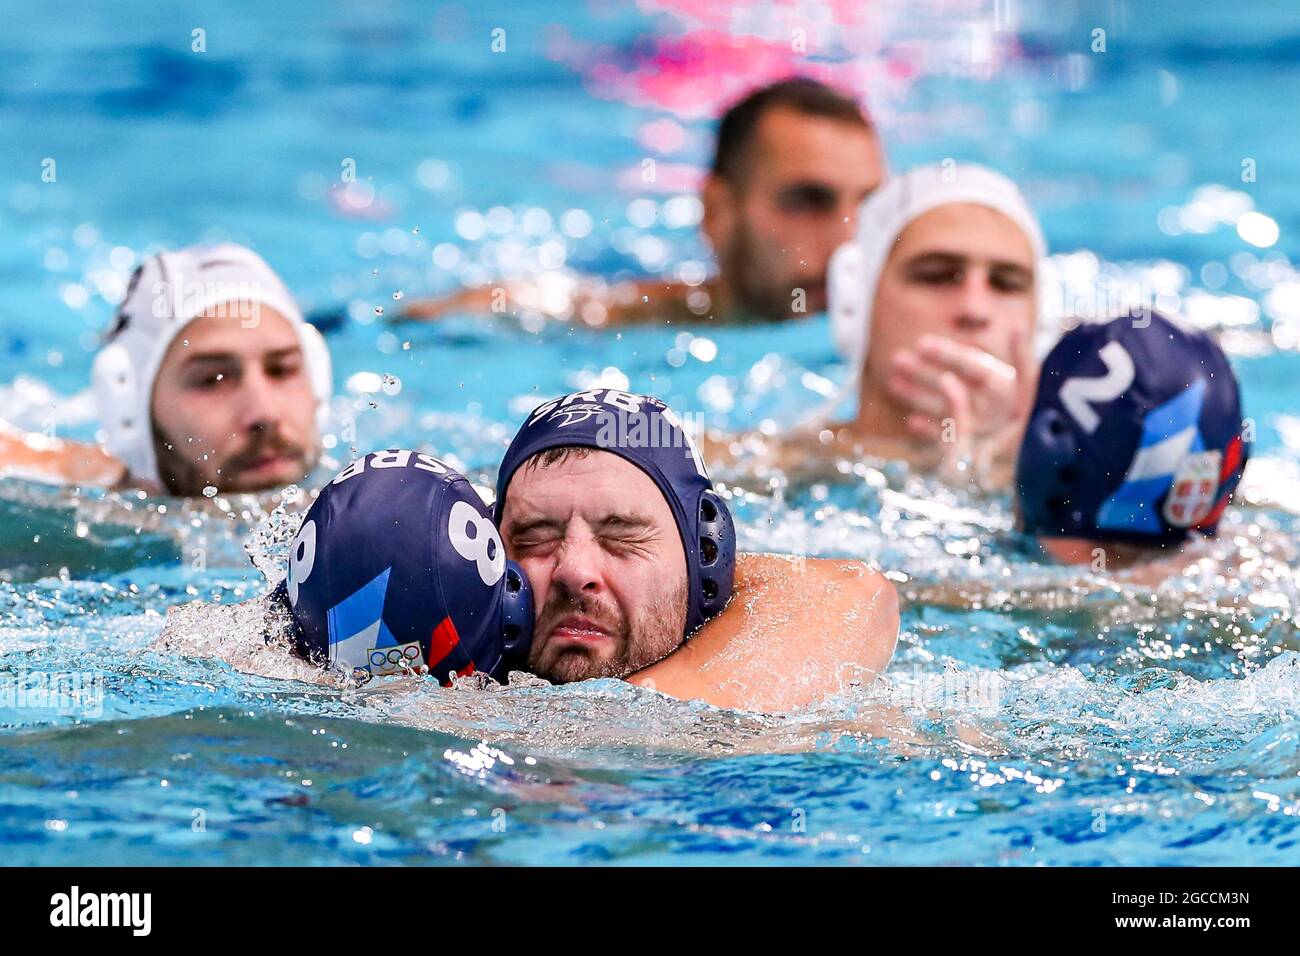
(699, 173), (736, 257)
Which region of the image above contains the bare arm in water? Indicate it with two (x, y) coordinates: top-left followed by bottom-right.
(396, 277), (745, 329)
(628, 552), (899, 712)
(0, 420), (127, 487)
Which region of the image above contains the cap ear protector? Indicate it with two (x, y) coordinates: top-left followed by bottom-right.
(695, 488), (735, 622)
(828, 241), (868, 368)
(494, 389), (737, 638)
(91, 340), (144, 471)
(499, 563), (532, 664)
(297, 321), (334, 435)
(1016, 405), (1087, 535)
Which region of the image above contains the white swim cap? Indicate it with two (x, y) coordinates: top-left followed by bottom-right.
(91, 243), (333, 486)
(827, 161), (1050, 389)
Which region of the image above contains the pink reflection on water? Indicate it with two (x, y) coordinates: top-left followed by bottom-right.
(555, 0), (1022, 131)
(585, 30), (884, 121)
(637, 117), (688, 154)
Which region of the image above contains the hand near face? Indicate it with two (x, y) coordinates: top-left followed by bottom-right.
(886, 329), (1037, 487)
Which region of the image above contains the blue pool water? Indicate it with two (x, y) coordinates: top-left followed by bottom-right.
(2, 0), (1300, 865)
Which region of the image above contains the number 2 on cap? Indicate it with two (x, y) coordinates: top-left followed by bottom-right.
(1059, 341), (1135, 434)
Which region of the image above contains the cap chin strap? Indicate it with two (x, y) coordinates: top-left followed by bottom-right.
(92, 319), (334, 488)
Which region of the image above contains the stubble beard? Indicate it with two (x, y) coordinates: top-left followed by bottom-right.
(530, 578), (688, 684)
(724, 221), (799, 322)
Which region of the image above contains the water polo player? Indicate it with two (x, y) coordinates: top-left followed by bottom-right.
(387, 78), (884, 328)
(0, 243), (331, 496)
(706, 162), (1047, 487)
(494, 389), (900, 712)
(273, 449), (533, 685)
(1015, 309), (1249, 568)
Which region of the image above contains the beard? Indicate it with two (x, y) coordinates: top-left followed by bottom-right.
(152, 423), (314, 496)
(529, 577), (688, 684)
(722, 222), (819, 322)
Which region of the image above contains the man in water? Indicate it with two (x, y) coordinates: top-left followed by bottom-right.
(277, 390), (899, 713)
(0, 243), (332, 496)
(709, 162), (1047, 487)
(1012, 309), (1249, 573)
(897, 309), (1253, 611)
(396, 77), (886, 327)
(492, 390), (899, 711)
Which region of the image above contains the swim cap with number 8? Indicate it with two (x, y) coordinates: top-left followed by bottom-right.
(282, 449), (533, 683)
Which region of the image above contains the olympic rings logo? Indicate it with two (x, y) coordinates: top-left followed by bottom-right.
(369, 642), (422, 673)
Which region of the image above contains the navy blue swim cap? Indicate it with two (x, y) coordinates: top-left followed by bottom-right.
(494, 389), (735, 637)
(281, 449), (533, 682)
(1017, 310), (1249, 546)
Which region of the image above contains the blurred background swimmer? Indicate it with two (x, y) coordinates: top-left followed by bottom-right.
(1014, 309), (1249, 578)
(707, 162), (1047, 486)
(0, 243), (332, 496)
(905, 308), (1267, 612)
(387, 77), (886, 327)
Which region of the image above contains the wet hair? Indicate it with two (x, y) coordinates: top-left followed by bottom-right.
(524, 445), (593, 472)
(711, 77), (873, 183)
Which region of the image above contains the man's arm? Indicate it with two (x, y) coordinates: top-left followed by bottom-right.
(628, 553), (899, 713)
(0, 421), (127, 487)
(396, 278), (730, 328)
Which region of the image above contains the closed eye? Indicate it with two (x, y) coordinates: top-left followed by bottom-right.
(596, 515), (660, 556)
(599, 531), (656, 556)
(185, 365), (238, 390)
(905, 253), (965, 286)
(776, 182), (838, 215)
(504, 517), (565, 554)
(990, 264), (1034, 293)
(511, 535), (560, 555)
